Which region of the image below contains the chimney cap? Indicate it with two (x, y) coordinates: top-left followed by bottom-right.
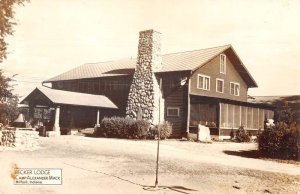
(139, 29), (162, 34)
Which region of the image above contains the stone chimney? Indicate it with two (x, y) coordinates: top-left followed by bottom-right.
(126, 30), (163, 124)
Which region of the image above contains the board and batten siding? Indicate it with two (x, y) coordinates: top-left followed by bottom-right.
(190, 53), (248, 102)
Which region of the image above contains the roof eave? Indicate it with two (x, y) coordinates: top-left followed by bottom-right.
(228, 46), (258, 88)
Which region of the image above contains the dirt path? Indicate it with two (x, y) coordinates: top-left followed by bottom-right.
(1, 136), (299, 194)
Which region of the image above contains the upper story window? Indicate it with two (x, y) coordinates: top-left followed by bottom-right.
(220, 54), (226, 74)
(230, 82), (240, 96)
(216, 78), (224, 93)
(197, 74), (210, 91)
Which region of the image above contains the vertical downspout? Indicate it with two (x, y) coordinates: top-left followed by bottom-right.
(186, 73), (192, 138)
(218, 102), (221, 138)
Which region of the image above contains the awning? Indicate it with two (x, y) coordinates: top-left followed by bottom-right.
(20, 87), (118, 109)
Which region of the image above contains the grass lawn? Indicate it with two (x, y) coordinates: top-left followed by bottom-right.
(0, 135), (299, 194)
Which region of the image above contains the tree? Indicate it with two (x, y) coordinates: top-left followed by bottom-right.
(272, 96), (300, 125)
(0, 0), (28, 125)
(0, 69), (19, 125)
(0, 0), (29, 62)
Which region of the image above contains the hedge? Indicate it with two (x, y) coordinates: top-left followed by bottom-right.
(258, 122), (300, 160)
(94, 117), (173, 140)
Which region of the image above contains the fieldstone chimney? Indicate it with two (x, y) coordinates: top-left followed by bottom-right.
(126, 30), (164, 124)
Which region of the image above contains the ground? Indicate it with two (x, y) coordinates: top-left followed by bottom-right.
(0, 136), (299, 194)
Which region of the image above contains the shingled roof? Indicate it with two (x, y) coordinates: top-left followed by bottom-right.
(44, 44), (257, 87)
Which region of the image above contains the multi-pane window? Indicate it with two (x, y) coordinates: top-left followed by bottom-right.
(230, 82), (240, 96)
(216, 78), (224, 93)
(197, 74), (210, 90)
(220, 54), (226, 74)
(167, 107), (180, 117)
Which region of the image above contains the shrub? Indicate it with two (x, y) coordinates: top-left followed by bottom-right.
(146, 121), (173, 140)
(258, 122), (300, 160)
(147, 125), (158, 139)
(131, 119), (150, 139)
(235, 126), (251, 143)
(230, 129), (234, 140)
(94, 117), (150, 139)
(158, 121), (172, 139)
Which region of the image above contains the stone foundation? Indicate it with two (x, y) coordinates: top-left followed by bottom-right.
(126, 29), (164, 124)
(0, 128), (39, 148)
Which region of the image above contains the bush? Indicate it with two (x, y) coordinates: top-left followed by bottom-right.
(235, 126), (251, 142)
(94, 117), (150, 139)
(258, 122), (300, 160)
(132, 119), (150, 139)
(94, 117), (173, 140)
(158, 121), (172, 139)
(147, 121), (173, 139)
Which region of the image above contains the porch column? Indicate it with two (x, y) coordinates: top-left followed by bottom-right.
(96, 109), (100, 125)
(53, 106), (61, 133)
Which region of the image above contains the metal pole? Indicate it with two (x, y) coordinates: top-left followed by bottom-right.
(155, 124), (160, 188)
(155, 77), (162, 188)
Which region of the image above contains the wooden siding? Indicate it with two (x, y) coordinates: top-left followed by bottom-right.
(161, 72), (189, 137)
(190, 52), (248, 102)
(51, 75), (132, 116)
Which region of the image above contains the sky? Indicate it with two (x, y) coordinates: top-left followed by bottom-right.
(1, 0), (300, 98)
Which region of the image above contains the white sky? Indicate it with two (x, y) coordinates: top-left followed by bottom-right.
(0, 0), (300, 97)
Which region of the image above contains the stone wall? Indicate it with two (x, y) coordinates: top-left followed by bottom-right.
(0, 128), (39, 149)
(126, 30), (164, 124)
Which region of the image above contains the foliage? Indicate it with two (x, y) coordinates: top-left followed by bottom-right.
(230, 129), (234, 140)
(146, 121), (173, 140)
(272, 97), (300, 125)
(258, 122), (300, 160)
(0, 70), (18, 125)
(0, 69), (13, 102)
(205, 122), (216, 128)
(132, 119), (149, 139)
(0, 0), (29, 62)
(235, 126), (251, 143)
(94, 117), (173, 140)
(94, 117), (150, 139)
(157, 121), (172, 139)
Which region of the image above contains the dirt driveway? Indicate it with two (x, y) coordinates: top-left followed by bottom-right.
(1, 136), (299, 194)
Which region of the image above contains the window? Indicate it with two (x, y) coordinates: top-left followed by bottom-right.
(197, 74), (210, 90)
(220, 54), (226, 74)
(167, 107), (180, 117)
(216, 78), (224, 93)
(230, 82), (240, 96)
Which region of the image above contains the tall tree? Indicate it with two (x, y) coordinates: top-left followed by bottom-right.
(0, 69), (12, 102)
(0, 0), (28, 125)
(0, 69), (19, 125)
(0, 0), (28, 62)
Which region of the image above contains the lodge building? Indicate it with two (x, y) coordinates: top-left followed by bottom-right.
(21, 29), (273, 139)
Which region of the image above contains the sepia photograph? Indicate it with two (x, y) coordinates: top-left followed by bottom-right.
(0, 0), (299, 193)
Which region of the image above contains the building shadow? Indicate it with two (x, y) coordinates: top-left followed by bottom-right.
(223, 150), (260, 159)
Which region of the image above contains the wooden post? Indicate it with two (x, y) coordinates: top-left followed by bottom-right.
(96, 109), (100, 125)
(53, 106), (60, 133)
